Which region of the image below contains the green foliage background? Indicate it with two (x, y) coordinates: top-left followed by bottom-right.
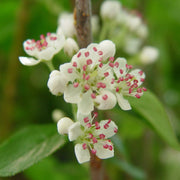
(0, 0), (180, 179)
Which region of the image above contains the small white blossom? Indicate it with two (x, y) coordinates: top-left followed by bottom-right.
(140, 46), (159, 64)
(111, 58), (146, 110)
(19, 32), (65, 66)
(48, 40), (117, 115)
(57, 113), (118, 164)
(52, 109), (65, 123)
(100, 1), (121, 20)
(64, 38), (79, 57)
(57, 13), (76, 37)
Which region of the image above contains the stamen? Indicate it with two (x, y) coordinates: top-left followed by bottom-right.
(104, 123), (109, 129)
(86, 123), (92, 128)
(83, 65), (87, 71)
(72, 62), (77, 67)
(109, 145), (113, 151)
(98, 51), (103, 55)
(114, 61), (119, 68)
(137, 88), (142, 93)
(68, 68), (73, 73)
(91, 93), (96, 99)
(114, 128), (118, 133)
(140, 78), (145, 82)
(73, 82), (79, 88)
(103, 144), (109, 149)
(84, 84), (90, 91)
(109, 57), (114, 62)
(86, 59), (92, 65)
(109, 62), (114, 67)
(77, 52), (81, 58)
(93, 47), (97, 52)
(83, 117), (89, 123)
(99, 134), (105, 139)
(120, 69), (123, 74)
(135, 94), (141, 98)
(85, 75), (90, 80)
(138, 71), (143, 76)
(116, 87), (119, 92)
(85, 51), (89, 57)
(142, 87), (147, 91)
(91, 149), (96, 154)
(107, 119), (111, 124)
(92, 137), (98, 144)
(104, 72), (109, 77)
(95, 121), (100, 129)
(102, 94), (108, 100)
(82, 143), (87, 150)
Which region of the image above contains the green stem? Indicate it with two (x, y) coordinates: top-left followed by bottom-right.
(45, 60), (55, 71)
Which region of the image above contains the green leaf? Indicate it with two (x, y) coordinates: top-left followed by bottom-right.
(0, 124), (66, 177)
(127, 91), (180, 150)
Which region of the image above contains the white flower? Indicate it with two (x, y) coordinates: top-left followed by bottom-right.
(57, 113), (118, 163)
(111, 58), (146, 110)
(140, 46), (159, 64)
(52, 109), (65, 123)
(100, 1), (121, 20)
(57, 13), (76, 37)
(19, 32), (65, 66)
(64, 38), (79, 57)
(48, 40), (117, 115)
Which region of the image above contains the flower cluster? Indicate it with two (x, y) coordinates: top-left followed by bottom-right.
(57, 113), (118, 163)
(48, 40), (146, 114)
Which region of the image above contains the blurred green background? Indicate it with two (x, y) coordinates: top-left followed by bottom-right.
(0, 0), (180, 180)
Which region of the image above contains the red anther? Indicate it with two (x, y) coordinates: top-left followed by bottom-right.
(111, 78), (115, 84)
(85, 51), (89, 57)
(102, 94), (108, 100)
(128, 65), (133, 69)
(25, 47), (30, 50)
(134, 84), (138, 88)
(104, 72), (109, 77)
(91, 149), (96, 154)
(140, 78), (145, 82)
(138, 70), (143, 76)
(72, 62), (77, 67)
(47, 32), (51, 36)
(50, 36), (57, 40)
(26, 41), (31, 44)
(108, 139), (111, 142)
(101, 83), (106, 88)
(99, 134), (105, 139)
(126, 82), (131, 86)
(40, 34), (45, 39)
(116, 87), (119, 92)
(68, 68), (73, 73)
(114, 62), (119, 68)
(86, 59), (92, 65)
(119, 77), (124, 81)
(104, 123), (109, 129)
(129, 88), (133, 94)
(42, 41), (48, 47)
(137, 88), (142, 93)
(77, 52), (81, 58)
(125, 77), (129, 81)
(95, 121), (100, 129)
(109, 57), (114, 62)
(135, 94), (141, 98)
(114, 128), (118, 133)
(94, 112), (98, 118)
(73, 82), (79, 88)
(82, 143), (87, 150)
(83, 117), (89, 123)
(84, 84), (90, 90)
(142, 87), (147, 91)
(92, 137), (98, 144)
(83, 73), (86, 79)
(129, 74), (134, 79)
(98, 51), (103, 55)
(99, 63), (103, 68)
(86, 123), (92, 128)
(126, 64), (128, 68)
(83, 65), (87, 71)
(120, 69), (123, 74)
(107, 119), (111, 124)
(93, 47), (97, 52)
(103, 144), (109, 149)
(133, 79), (138, 83)
(31, 39), (35, 43)
(98, 58), (102, 62)
(109, 62), (114, 67)
(109, 145), (113, 151)
(85, 75), (90, 80)
(91, 93), (96, 99)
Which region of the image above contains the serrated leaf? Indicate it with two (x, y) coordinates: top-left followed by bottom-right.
(127, 91), (180, 150)
(0, 124), (66, 177)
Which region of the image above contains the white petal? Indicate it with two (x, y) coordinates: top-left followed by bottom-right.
(59, 63), (77, 81)
(77, 112), (93, 126)
(68, 122), (83, 141)
(96, 120), (118, 138)
(57, 117), (74, 134)
(38, 47), (56, 60)
(19, 56), (40, 66)
(99, 40), (116, 61)
(64, 84), (81, 103)
(77, 90), (94, 115)
(47, 70), (68, 95)
(95, 90), (117, 110)
(129, 69), (145, 86)
(116, 93), (131, 110)
(74, 144), (90, 164)
(113, 58), (127, 77)
(94, 141), (114, 159)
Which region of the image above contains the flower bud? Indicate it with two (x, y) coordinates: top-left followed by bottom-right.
(52, 109), (65, 123)
(57, 117), (74, 135)
(140, 46), (159, 64)
(64, 38), (79, 57)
